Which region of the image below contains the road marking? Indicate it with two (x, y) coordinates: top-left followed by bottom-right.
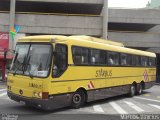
(0, 89), (7, 92)
(0, 92), (7, 97)
(3, 97), (9, 100)
(135, 97), (160, 103)
(93, 105), (104, 113)
(124, 101), (144, 112)
(143, 94), (150, 97)
(157, 96), (160, 99)
(148, 104), (160, 110)
(109, 102), (127, 114)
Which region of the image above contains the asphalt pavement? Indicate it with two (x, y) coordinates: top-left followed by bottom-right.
(0, 83), (160, 120)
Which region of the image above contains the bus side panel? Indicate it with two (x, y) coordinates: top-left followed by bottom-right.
(50, 66), (156, 102)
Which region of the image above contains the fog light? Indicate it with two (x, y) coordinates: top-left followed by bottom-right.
(33, 92), (38, 97)
(33, 92), (43, 98)
(38, 92), (42, 98)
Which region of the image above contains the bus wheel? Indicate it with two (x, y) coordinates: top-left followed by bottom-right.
(137, 84), (143, 95)
(71, 90), (86, 109)
(129, 84), (136, 97)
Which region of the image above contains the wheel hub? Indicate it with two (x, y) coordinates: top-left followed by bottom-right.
(73, 94), (81, 104)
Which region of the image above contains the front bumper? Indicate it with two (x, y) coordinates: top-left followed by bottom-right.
(7, 91), (72, 110)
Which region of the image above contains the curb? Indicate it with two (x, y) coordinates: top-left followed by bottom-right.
(0, 81), (7, 85)
(155, 83), (160, 86)
(0, 82), (7, 89)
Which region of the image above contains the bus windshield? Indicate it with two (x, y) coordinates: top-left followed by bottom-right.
(11, 44), (52, 78)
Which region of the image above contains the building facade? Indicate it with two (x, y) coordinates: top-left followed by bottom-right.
(0, 0), (160, 82)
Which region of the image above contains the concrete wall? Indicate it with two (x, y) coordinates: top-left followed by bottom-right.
(15, 14), (102, 35)
(0, 13), (102, 36)
(0, 13), (10, 32)
(1, 6), (160, 49)
(109, 9), (160, 24)
(148, 25), (160, 32)
(108, 32), (160, 48)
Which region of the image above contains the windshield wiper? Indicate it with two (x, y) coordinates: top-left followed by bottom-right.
(13, 56), (27, 76)
(12, 54), (33, 79)
(27, 57), (33, 79)
(12, 52), (20, 76)
(13, 60), (24, 76)
(22, 55), (34, 79)
(13, 52), (18, 63)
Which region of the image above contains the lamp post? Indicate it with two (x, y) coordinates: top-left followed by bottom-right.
(103, 0), (108, 40)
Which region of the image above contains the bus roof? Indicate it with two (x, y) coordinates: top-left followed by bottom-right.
(19, 35), (124, 47)
(69, 36), (124, 47)
(18, 35), (156, 58)
(18, 35), (68, 42)
(69, 36), (156, 58)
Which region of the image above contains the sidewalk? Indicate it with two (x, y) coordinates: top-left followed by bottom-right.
(155, 82), (160, 86)
(0, 81), (7, 89)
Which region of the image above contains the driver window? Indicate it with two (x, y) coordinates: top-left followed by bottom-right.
(53, 44), (68, 78)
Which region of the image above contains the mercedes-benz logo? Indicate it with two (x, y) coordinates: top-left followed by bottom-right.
(19, 89), (23, 95)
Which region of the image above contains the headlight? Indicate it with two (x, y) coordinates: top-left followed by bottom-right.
(33, 92), (38, 97)
(38, 92), (42, 97)
(33, 92), (42, 98)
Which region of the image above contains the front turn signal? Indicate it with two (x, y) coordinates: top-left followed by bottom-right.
(42, 92), (49, 99)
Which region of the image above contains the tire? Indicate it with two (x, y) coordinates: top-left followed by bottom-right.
(25, 102), (32, 108)
(137, 84), (143, 95)
(129, 84), (136, 97)
(71, 90), (86, 109)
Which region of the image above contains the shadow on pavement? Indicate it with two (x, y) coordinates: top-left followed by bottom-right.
(6, 92), (152, 114)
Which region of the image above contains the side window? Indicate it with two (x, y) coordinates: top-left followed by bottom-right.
(53, 44), (67, 78)
(149, 57), (156, 66)
(72, 46), (88, 65)
(100, 51), (106, 65)
(90, 49), (105, 65)
(108, 52), (119, 66)
(141, 56), (148, 66)
(138, 56), (141, 66)
(121, 54), (127, 66)
(121, 54), (132, 66)
(132, 55), (136, 66)
(126, 54), (132, 66)
(132, 55), (141, 66)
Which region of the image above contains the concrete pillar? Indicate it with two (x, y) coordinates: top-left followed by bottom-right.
(102, 0), (108, 40)
(9, 0), (16, 50)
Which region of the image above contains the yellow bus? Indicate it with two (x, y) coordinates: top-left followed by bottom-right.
(7, 35), (156, 110)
